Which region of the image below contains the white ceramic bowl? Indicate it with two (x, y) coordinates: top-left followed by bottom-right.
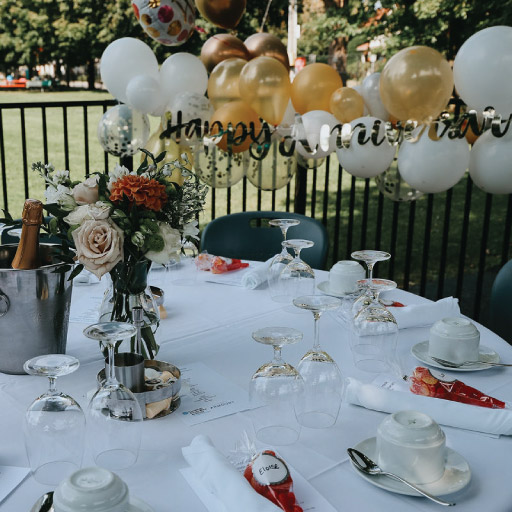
(376, 410), (446, 484)
(428, 317), (480, 364)
(329, 260), (365, 294)
(53, 467), (130, 512)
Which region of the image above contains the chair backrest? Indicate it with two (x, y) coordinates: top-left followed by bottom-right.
(490, 259), (512, 344)
(1, 219), (62, 245)
(200, 211), (329, 269)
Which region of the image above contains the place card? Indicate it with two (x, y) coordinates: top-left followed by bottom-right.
(0, 466), (30, 504)
(179, 363), (258, 426)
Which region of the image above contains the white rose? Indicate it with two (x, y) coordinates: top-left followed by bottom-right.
(72, 175), (99, 205)
(45, 184), (75, 209)
(107, 164), (130, 191)
(64, 202), (110, 226)
(146, 222), (182, 265)
(72, 218), (124, 279)
(63, 205), (89, 225)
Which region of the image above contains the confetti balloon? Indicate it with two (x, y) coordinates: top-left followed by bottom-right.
(132, 0), (196, 46)
(193, 144), (248, 187)
(97, 105), (150, 157)
(375, 166), (424, 202)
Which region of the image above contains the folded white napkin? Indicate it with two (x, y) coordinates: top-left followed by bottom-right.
(182, 435), (281, 512)
(345, 377), (512, 436)
(241, 259), (271, 290)
(388, 297), (461, 329)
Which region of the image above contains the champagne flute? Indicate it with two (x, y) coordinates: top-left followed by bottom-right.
(84, 321), (143, 470)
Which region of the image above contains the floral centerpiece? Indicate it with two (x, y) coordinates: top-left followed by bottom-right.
(32, 150), (208, 358)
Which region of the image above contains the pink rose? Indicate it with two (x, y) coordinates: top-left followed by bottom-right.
(73, 176), (99, 205)
(72, 219), (124, 278)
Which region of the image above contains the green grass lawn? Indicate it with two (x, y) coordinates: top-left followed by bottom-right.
(1, 89), (510, 326)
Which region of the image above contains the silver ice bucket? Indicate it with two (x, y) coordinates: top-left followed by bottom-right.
(0, 244), (73, 374)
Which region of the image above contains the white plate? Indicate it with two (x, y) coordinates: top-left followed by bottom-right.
(350, 437), (471, 497)
(317, 281), (358, 298)
(411, 341), (500, 371)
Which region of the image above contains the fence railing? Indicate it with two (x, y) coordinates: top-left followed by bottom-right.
(0, 99), (510, 330)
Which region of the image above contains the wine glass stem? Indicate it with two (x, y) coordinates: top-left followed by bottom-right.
(273, 346), (283, 363)
(367, 262), (374, 281)
(313, 311), (322, 351)
(106, 343), (116, 386)
(48, 376), (57, 394)
(281, 226), (288, 241)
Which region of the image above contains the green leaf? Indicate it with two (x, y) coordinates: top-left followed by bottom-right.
(154, 151), (167, 164)
(68, 263), (84, 281)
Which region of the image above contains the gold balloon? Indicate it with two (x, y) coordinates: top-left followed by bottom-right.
(207, 58), (246, 110)
(200, 33), (250, 73)
(244, 33), (289, 70)
(329, 87), (364, 123)
(239, 56), (291, 126)
(195, 0), (246, 29)
(209, 100), (262, 154)
(290, 63), (342, 114)
(143, 124), (194, 187)
(380, 46), (454, 123)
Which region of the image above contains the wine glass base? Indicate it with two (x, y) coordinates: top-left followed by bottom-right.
(297, 411), (337, 429)
(32, 460), (80, 486)
(94, 449), (138, 471)
(256, 425), (300, 446)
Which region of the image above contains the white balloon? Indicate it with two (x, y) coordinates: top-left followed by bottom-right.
(352, 84), (369, 116)
(398, 127), (470, 193)
(337, 116), (395, 178)
(361, 73), (389, 121)
(170, 92), (213, 125)
(100, 38), (159, 104)
(294, 110), (339, 160)
(454, 26), (512, 117)
(469, 128), (512, 194)
(160, 53), (208, 106)
(126, 75), (163, 114)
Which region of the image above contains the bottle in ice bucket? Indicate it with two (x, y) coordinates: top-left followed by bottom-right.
(11, 199), (43, 270)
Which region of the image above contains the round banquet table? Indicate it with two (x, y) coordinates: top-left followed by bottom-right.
(1, 264), (512, 512)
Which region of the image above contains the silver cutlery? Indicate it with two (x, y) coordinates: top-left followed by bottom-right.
(347, 448), (456, 507)
(431, 356), (512, 368)
(31, 491), (54, 512)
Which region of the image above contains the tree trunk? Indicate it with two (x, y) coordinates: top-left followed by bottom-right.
(329, 36), (348, 85)
(87, 59), (96, 90)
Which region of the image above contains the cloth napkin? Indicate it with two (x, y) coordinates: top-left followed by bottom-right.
(241, 258), (272, 290)
(344, 377), (512, 436)
(182, 435), (281, 512)
(388, 297), (461, 329)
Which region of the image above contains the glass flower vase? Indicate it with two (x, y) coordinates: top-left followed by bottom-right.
(99, 259), (160, 359)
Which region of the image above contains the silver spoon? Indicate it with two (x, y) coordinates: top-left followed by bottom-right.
(431, 356), (512, 368)
(347, 448), (456, 506)
(31, 491), (54, 512)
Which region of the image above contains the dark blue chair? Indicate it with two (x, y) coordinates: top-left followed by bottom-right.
(200, 211), (329, 269)
(490, 259), (512, 344)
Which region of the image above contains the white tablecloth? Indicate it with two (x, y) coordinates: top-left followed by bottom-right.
(2, 267), (512, 511)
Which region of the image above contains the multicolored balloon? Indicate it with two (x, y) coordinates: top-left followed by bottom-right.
(132, 0), (195, 46)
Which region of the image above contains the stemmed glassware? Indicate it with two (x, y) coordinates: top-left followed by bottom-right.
(23, 354), (85, 485)
(83, 321), (143, 470)
(293, 295), (343, 428)
(249, 327), (304, 445)
(351, 250), (391, 281)
(275, 239), (315, 304)
(268, 219), (300, 302)
(352, 278), (398, 321)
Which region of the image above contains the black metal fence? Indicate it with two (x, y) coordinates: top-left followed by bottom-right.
(0, 99), (510, 329)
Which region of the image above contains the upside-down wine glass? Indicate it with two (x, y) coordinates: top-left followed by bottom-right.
(23, 354), (85, 485)
(268, 219), (300, 302)
(351, 250), (391, 281)
(293, 295), (344, 428)
(275, 239), (315, 304)
(249, 327), (304, 445)
(83, 321), (143, 470)
(352, 278), (398, 320)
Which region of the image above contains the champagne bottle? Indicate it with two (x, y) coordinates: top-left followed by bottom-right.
(11, 199), (44, 270)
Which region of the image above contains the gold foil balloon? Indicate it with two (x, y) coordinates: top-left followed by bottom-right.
(195, 0), (246, 29)
(291, 63), (343, 114)
(246, 139), (296, 190)
(329, 87), (364, 123)
(143, 123), (193, 186)
(239, 56), (291, 126)
(193, 145), (248, 188)
(380, 46), (454, 123)
(244, 33), (289, 70)
(207, 58), (246, 110)
(200, 33), (250, 73)
(209, 100), (262, 154)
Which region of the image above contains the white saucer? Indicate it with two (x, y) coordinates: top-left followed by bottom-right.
(350, 437), (471, 497)
(411, 341), (500, 371)
(317, 281), (358, 298)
